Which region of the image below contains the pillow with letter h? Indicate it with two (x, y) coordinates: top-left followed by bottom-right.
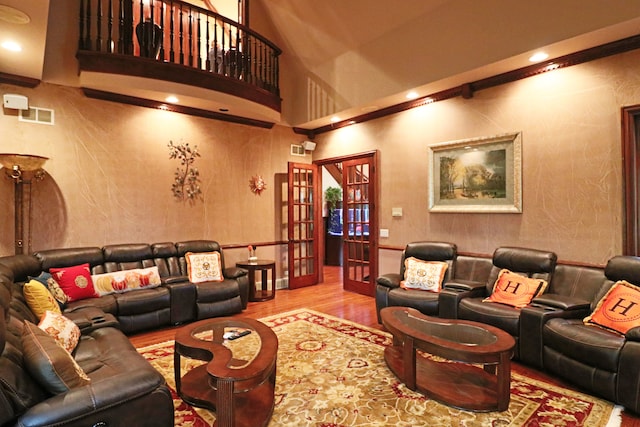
(484, 269), (548, 308)
(584, 280), (640, 335)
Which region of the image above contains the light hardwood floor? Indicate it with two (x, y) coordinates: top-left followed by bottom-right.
(128, 266), (640, 425)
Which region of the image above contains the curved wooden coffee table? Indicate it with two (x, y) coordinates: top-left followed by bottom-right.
(380, 306), (515, 412)
(174, 317), (278, 427)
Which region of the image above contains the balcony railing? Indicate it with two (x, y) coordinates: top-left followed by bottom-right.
(77, 0), (281, 97)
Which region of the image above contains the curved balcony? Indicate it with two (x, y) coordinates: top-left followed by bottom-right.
(76, 0), (282, 127)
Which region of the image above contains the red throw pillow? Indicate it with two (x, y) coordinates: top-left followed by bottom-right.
(50, 264), (98, 302)
(584, 280), (640, 334)
(484, 269), (548, 308)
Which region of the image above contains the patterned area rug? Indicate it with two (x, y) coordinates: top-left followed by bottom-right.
(137, 308), (621, 427)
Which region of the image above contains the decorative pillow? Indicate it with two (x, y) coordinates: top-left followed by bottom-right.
(30, 272), (68, 309)
(38, 311), (81, 353)
(92, 266), (162, 296)
(50, 264), (98, 302)
(400, 258), (448, 292)
(22, 321), (90, 394)
(484, 269), (548, 308)
(185, 251), (223, 283)
(584, 280), (640, 334)
(23, 280), (61, 319)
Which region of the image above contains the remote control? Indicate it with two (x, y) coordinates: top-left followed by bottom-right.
(224, 329), (252, 340)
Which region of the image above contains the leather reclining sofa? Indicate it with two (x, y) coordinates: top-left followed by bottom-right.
(0, 239), (249, 427)
(377, 242), (640, 413)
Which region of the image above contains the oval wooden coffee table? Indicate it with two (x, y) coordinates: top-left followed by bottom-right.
(380, 306), (515, 412)
(174, 317), (278, 427)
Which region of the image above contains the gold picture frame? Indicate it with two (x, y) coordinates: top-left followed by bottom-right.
(428, 132), (522, 213)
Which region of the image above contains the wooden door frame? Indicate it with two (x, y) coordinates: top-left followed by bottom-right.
(314, 150), (379, 289)
(622, 105), (640, 256)
(287, 162), (320, 288)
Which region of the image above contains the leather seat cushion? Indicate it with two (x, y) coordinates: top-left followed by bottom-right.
(543, 318), (624, 372)
(195, 279), (239, 302)
(75, 327), (160, 381)
(115, 288), (170, 316)
(458, 297), (520, 335)
(65, 294), (118, 315)
(387, 288), (439, 316)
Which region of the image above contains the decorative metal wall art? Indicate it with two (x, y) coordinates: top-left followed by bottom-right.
(168, 141), (203, 203)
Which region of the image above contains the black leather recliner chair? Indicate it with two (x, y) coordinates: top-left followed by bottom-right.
(375, 241), (457, 322)
(439, 246), (557, 359)
(542, 255), (640, 413)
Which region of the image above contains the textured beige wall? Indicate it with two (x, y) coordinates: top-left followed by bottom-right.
(3, 48), (640, 268)
(314, 50), (640, 266)
(0, 83), (306, 260)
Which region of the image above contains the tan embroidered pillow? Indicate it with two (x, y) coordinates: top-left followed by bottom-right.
(400, 257), (448, 292)
(185, 251), (224, 283)
(38, 311), (81, 353)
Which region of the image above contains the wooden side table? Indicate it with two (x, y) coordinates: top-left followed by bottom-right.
(236, 259), (276, 302)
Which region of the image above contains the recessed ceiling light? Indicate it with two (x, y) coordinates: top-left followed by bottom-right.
(2, 41), (22, 52)
(406, 91), (419, 100)
(330, 116), (340, 123)
(165, 96), (178, 103)
(529, 52), (549, 62)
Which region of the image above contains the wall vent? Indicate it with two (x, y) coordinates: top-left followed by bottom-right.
(19, 107), (55, 125)
(290, 144), (305, 156)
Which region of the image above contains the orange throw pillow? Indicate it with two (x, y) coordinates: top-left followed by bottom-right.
(484, 269), (548, 308)
(584, 280), (640, 335)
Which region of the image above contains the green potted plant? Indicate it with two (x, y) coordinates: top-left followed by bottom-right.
(325, 186), (342, 234)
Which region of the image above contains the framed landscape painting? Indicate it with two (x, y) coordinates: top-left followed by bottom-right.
(428, 132), (522, 213)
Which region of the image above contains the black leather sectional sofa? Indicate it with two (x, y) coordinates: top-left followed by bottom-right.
(0, 240), (248, 427)
(376, 242), (640, 413)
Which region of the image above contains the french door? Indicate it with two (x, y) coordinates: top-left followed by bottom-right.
(342, 154), (377, 296)
(287, 162), (319, 288)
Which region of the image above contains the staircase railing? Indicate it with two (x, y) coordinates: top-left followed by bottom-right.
(78, 0), (281, 96)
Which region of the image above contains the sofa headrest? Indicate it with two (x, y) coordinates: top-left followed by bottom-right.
(404, 241), (457, 261)
(605, 255), (640, 285)
(151, 242), (178, 257)
(175, 240), (221, 256)
(34, 247), (104, 271)
(0, 255), (41, 283)
(492, 247), (557, 273)
(103, 243), (153, 262)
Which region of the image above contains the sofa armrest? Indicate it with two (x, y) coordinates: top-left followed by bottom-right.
(162, 275), (189, 284)
(64, 307), (119, 333)
(519, 302), (592, 369)
(626, 327), (640, 341)
(438, 281), (487, 319)
(17, 370), (168, 427)
(530, 294), (591, 311)
(376, 273), (402, 289)
(224, 267), (248, 280)
(443, 279), (486, 292)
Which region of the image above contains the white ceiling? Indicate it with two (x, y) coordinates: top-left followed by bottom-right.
(2, 1), (640, 128)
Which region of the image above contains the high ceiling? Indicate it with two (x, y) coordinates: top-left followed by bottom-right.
(2, 1), (640, 128)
